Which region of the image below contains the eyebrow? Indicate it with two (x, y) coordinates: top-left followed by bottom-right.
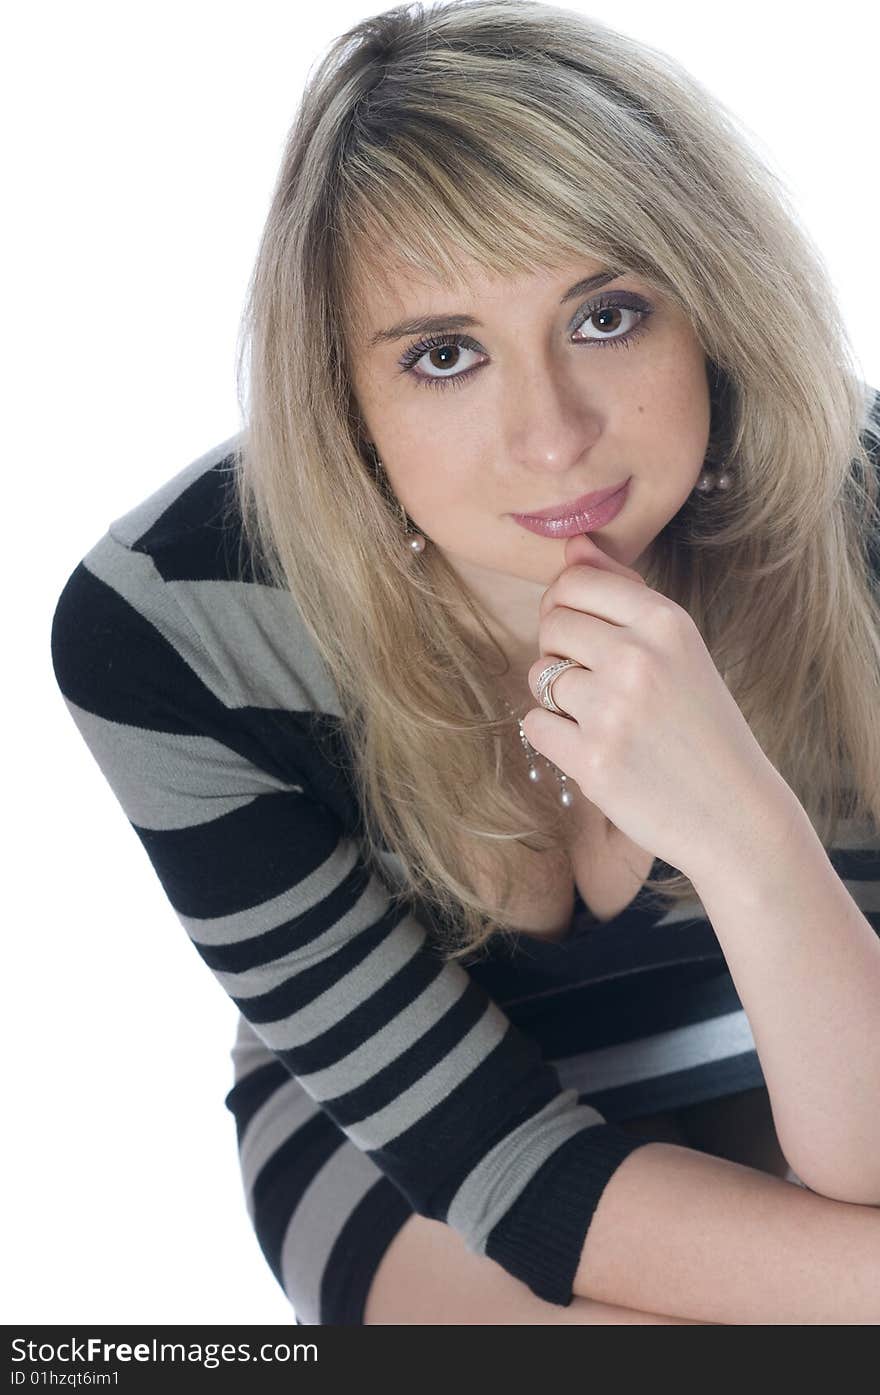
(366, 270), (625, 348)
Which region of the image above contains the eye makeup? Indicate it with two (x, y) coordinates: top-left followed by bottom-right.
(395, 290), (654, 392)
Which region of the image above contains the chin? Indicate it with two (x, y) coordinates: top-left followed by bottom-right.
(509, 557), (561, 586)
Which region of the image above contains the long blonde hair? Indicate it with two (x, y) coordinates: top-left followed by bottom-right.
(226, 0), (880, 963)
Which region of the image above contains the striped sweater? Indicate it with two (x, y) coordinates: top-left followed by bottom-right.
(50, 403), (880, 1308)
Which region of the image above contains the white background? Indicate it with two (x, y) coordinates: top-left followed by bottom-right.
(5, 1), (878, 1324)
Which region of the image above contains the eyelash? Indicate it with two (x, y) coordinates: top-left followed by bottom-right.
(396, 292), (654, 392)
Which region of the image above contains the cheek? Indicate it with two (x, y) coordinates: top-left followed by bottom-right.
(647, 368), (713, 485)
(393, 457), (475, 526)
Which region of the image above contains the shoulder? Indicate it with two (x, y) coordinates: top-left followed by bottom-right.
(104, 432), (250, 581)
(50, 435), (341, 720)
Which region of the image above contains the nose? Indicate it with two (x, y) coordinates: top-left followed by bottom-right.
(500, 350), (602, 476)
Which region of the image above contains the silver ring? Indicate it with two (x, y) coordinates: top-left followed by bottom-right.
(535, 658), (585, 717)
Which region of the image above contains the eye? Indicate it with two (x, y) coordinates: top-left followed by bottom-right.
(397, 291), (654, 392)
(572, 296), (652, 348)
(397, 334), (487, 392)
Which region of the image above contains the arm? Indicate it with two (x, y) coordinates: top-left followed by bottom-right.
(49, 523), (672, 1312)
(526, 518), (880, 1203)
(574, 1140), (880, 1324)
(685, 770), (880, 1204)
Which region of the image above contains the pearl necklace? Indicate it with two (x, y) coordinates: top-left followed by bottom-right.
(500, 696), (575, 808)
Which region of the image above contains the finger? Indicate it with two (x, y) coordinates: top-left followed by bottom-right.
(540, 535), (646, 622)
(562, 531), (646, 584)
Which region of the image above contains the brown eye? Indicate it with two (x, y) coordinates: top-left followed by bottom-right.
(397, 293), (653, 394)
(573, 299), (648, 347)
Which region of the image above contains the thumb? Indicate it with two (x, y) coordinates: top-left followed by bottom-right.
(562, 530), (647, 584)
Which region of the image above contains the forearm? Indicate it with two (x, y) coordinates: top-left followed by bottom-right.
(686, 770), (880, 1202)
(574, 1142), (880, 1324)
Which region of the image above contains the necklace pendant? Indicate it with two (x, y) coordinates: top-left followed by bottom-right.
(501, 695), (575, 807)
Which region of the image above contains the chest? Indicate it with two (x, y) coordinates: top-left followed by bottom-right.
(497, 795), (656, 942)
(462, 785), (793, 1174)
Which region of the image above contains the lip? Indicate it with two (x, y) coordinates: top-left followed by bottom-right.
(511, 478), (630, 538)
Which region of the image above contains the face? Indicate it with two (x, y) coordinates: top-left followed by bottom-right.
(348, 250), (712, 678)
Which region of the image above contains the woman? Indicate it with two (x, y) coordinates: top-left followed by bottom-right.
(50, 0), (880, 1324)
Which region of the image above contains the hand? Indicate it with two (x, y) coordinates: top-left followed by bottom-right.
(522, 532), (790, 883)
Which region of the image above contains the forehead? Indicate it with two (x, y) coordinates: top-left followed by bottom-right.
(345, 245), (611, 345)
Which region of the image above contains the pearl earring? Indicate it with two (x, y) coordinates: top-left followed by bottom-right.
(371, 453), (427, 551)
(403, 514), (426, 553)
(694, 465), (733, 494)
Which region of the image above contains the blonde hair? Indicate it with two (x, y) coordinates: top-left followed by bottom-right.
(227, 0), (880, 963)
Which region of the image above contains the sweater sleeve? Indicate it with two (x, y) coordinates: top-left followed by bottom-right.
(50, 526), (667, 1309)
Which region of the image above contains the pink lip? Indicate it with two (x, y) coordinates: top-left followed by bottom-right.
(511, 478), (630, 538)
